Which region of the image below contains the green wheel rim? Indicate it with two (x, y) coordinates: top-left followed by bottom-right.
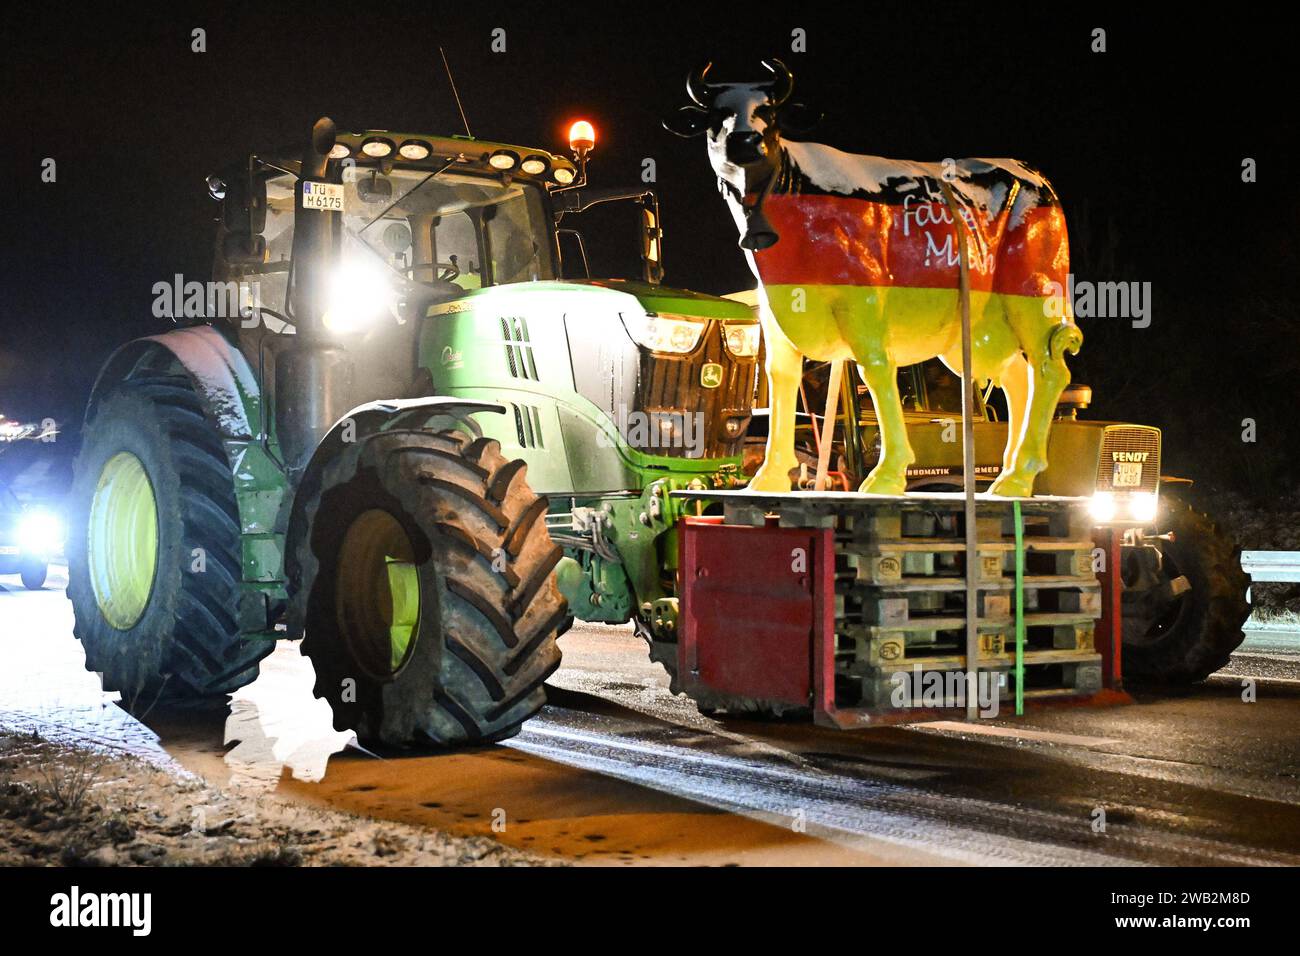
(336, 509), (421, 679)
(87, 452), (159, 630)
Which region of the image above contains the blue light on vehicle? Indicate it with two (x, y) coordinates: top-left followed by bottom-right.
(17, 510), (63, 555)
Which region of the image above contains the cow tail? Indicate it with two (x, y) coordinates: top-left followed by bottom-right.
(1049, 321), (1083, 360)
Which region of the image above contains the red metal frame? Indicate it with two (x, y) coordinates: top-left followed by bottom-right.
(678, 517), (833, 708)
(1094, 526), (1124, 690)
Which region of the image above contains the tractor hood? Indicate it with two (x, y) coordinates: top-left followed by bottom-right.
(561, 279), (755, 321)
(426, 279), (756, 324)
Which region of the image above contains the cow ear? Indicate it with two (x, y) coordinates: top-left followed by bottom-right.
(662, 105), (709, 138)
(777, 102), (822, 136)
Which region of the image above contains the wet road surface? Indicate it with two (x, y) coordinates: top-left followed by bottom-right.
(3, 569), (1299, 865)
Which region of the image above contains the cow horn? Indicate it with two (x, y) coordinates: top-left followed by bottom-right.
(762, 58), (793, 106)
(687, 62), (716, 107)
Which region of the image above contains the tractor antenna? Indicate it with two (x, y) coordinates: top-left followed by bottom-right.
(440, 46), (473, 139)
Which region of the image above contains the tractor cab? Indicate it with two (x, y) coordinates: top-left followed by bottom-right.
(208, 119), (759, 480)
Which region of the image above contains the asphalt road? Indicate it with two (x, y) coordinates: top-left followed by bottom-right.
(3, 567), (1300, 866)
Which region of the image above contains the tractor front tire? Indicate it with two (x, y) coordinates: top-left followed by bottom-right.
(67, 376), (270, 706)
(1121, 500), (1250, 685)
(294, 429), (565, 748)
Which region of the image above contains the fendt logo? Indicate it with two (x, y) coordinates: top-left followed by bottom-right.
(1112, 451), (1150, 462)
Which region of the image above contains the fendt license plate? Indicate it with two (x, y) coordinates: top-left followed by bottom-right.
(1113, 461), (1143, 487)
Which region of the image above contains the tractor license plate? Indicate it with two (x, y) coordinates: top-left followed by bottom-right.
(302, 181), (345, 211)
(1113, 461), (1143, 487)
(0, 546), (17, 555)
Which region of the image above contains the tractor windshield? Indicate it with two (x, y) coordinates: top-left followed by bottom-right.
(341, 167), (555, 291)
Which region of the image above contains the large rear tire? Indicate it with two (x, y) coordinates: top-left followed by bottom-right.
(294, 429), (565, 748)
(67, 376), (270, 705)
(1121, 500), (1250, 684)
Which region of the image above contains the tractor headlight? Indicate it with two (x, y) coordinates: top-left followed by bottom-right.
(1129, 491), (1158, 524)
(621, 312), (707, 354)
(17, 510), (62, 555)
(520, 155), (549, 175)
(489, 149), (519, 171)
(722, 322), (761, 357)
(1088, 492), (1116, 523)
(322, 257), (393, 334)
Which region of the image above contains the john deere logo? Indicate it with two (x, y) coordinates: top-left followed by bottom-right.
(700, 363), (723, 389)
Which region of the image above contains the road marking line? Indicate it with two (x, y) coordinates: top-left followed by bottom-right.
(910, 721), (1121, 748)
(1213, 671), (1300, 686)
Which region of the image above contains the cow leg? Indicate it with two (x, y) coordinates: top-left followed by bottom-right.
(855, 352), (914, 495)
(989, 319), (1082, 497)
(747, 319), (804, 492)
(995, 351), (1031, 474)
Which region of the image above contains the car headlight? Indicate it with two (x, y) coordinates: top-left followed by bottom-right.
(621, 312), (707, 354)
(1088, 492), (1116, 522)
(722, 322), (761, 357)
(322, 257), (393, 333)
(17, 510), (62, 555)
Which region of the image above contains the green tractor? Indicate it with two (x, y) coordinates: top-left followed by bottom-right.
(67, 117), (757, 745)
(67, 115), (1246, 747)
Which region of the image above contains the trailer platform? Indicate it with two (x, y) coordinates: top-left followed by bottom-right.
(670, 490), (1125, 728)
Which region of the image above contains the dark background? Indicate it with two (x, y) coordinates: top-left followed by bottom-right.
(1, 4), (1295, 499)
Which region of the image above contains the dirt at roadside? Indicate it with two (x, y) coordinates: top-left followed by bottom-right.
(0, 726), (555, 867)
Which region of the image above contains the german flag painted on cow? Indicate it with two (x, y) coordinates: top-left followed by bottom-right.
(753, 149), (1069, 298)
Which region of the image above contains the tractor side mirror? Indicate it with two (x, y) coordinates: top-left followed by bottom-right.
(221, 233), (266, 264)
(640, 199), (663, 285)
(220, 167), (268, 263)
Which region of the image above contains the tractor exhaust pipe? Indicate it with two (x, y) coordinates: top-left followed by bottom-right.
(278, 117), (350, 471)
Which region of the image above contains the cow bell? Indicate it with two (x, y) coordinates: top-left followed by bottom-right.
(740, 207), (779, 250)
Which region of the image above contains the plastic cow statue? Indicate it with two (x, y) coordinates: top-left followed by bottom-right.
(665, 60), (1082, 497)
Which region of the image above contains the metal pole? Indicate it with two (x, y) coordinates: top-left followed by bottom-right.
(941, 181), (979, 721)
(814, 361), (843, 491)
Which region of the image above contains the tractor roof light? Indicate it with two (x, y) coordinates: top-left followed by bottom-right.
(552, 166), (575, 185)
(489, 149), (519, 170)
(568, 120), (596, 154)
(360, 137), (394, 158)
(520, 155), (549, 176)
(398, 140), (432, 160)
(328, 143), (352, 160)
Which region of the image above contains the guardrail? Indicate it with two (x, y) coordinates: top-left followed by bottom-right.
(1241, 551), (1300, 583)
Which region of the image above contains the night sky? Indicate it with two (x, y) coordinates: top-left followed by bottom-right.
(2, 6), (1295, 497)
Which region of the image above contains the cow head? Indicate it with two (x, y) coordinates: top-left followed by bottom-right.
(663, 59), (819, 250)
